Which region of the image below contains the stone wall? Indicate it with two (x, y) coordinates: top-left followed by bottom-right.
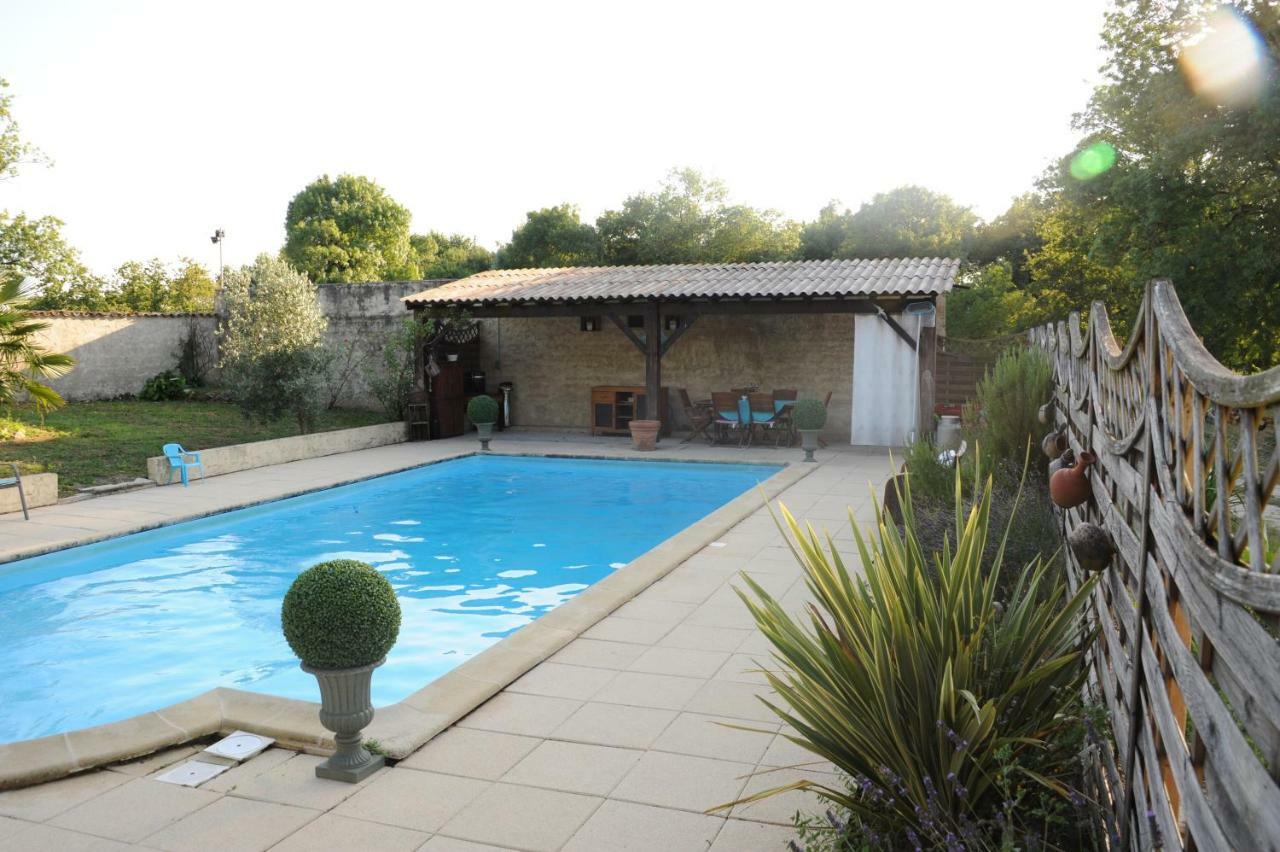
(28, 281), (449, 406)
(32, 313), (218, 401)
(0, 472), (57, 515)
(476, 314), (855, 441)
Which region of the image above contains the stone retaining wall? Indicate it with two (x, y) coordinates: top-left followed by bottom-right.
(0, 472), (58, 515)
(145, 422), (406, 485)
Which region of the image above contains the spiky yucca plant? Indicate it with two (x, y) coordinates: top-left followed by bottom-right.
(726, 461), (1096, 848)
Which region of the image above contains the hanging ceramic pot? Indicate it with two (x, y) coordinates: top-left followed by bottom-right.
(1048, 448), (1075, 478)
(1068, 522), (1115, 572)
(1037, 399), (1055, 425)
(1050, 450), (1096, 509)
(1041, 426), (1069, 459)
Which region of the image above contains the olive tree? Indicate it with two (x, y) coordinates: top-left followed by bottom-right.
(218, 255), (328, 433)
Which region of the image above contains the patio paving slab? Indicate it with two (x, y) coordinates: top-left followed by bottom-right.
(140, 796), (317, 852)
(398, 728), (541, 780)
(0, 822), (137, 851)
(501, 741), (642, 796)
(269, 813), (429, 852)
(561, 799), (724, 852)
(332, 769), (488, 834)
(48, 777), (220, 843)
(548, 702), (678, 750)
(0, 769), (129, 822)
(439, 783), (601, 852)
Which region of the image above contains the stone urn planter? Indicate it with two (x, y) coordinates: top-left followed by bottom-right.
(791, 399), (827, 463)
(282, 559), (402, 783)
(467, 395), (499, 452)
(629, 419), (661, 451)
(1050, 450), (1097, 509)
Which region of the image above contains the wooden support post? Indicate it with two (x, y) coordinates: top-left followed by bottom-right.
(644, 302), (661, 423)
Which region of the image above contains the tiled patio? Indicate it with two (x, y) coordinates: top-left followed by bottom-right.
(0, 433), (892, 851)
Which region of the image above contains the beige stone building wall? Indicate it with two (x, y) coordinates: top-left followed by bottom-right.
(477, 313), (855, 441)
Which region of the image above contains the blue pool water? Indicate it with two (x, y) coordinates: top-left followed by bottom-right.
(0, 455), (777, 743)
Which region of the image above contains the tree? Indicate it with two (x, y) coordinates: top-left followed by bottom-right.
(498, 204), (601, 268)
(800, 202), (856, 260)
(945, 262), (1044, 339)
(1027, 0), (1280, 369)
(218, 255), (328, 433)
(283, 175), (417, 283)
(411, 232), (493, 279)
(1, 78), (43, 181)
(109, 258), (216, 313)
(0, 277), (75, 411)
(838, 185), (978, 259)
(0, 212), (108, 310)
(971, 192), (1050, 285)
(596, 168), (799, 265)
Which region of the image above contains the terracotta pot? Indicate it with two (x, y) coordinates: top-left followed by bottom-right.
(629, 419), (660, 451)
(1050, 450), (1096, 509)
(1048, 448), (1075, 478)
(1041, 426), (1068, 459)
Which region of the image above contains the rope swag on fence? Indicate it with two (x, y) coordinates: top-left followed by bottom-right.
(1031, 279), (1280, 851)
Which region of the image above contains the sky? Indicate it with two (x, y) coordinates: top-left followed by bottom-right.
(1, 0), (1111, 275)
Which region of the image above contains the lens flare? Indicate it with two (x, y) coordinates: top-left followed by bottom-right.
(1179, 6), (1269, 106)
(1069, 142), (1116, 181)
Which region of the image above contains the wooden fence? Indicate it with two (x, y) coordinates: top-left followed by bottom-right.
(1031, 280), (1280, 850)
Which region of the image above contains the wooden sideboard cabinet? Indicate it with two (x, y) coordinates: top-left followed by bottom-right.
(590, 385), (668, 436)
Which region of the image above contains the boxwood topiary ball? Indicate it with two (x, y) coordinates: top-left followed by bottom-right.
(792, 398), (827, 431)
(466, 393), (499, 424)
(282, 560), (401, 670)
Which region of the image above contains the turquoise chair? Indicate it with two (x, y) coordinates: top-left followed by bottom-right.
(162, 443), (205, 486)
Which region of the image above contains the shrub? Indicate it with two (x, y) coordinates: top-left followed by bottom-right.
(964, 346), (1053, 468)
(792, 398), (827, 430)
(281, 560), (401, 669)
(218, 255), (329, 433)
(901, 438), (960, 504)
(726, 464), (1097, 848)
(139, 370), (190, 401)
(363, 318), (431, 420)
(467, 393), (499, 424)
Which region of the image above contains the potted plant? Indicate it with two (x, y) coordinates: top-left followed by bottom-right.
(629, 419), (660, 451)
(467, 394), (499, 451)
(282, 559), (402, 782)
(792, 399), (826, 462)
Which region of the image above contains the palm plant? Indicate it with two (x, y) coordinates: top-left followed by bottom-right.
(726, 459), (1097, 848)
(0, 276), (75, 411)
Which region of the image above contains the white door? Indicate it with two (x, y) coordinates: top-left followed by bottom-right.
(850, 311), (916, 446)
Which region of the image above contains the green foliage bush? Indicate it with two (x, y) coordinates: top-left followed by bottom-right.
(965, 346), (1053, 468)
(363, 318), (431, 420)
(218, 255), (329, 433)
(466, 394), (499, 424)
(139, 370), (190, 401)
(281, 560), (401, 669)
(728, 464), (1097, 848)
(792, 398), (827, 431)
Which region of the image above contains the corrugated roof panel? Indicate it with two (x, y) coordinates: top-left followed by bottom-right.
(402, 258), (959, 306)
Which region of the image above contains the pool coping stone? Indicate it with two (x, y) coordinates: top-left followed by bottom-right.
(0, 448), (809, 790)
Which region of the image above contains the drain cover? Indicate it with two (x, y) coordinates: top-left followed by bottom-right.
(154, 760), (229, 787)
(201, 731), (275, 765)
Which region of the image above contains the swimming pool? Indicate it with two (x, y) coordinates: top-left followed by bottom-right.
(0, 455), (778, 744)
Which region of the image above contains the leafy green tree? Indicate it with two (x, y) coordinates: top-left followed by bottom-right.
(0, 278), (75, 411)
(498, 204), (601, 268)
(838, 185), (978, 259)
(800, 202), (856, 260)
(411, 232), (493, 278)
(0, 78), (44, 181)
(1028, 0), (1280, 369)
(945, 262), (1044, 339)
(1, 212), (108, 310)
(218, 255), (328, 433)
(283, 175), (417, 283)
(971, 192), (1050, 284)
(596, 168), (799, 265)
(109, 258), (216, 313)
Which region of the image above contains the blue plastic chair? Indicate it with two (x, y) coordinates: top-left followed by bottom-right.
(162, 443), (205, 486)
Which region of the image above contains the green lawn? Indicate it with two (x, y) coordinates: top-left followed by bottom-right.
(1, 401), (389, 494)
